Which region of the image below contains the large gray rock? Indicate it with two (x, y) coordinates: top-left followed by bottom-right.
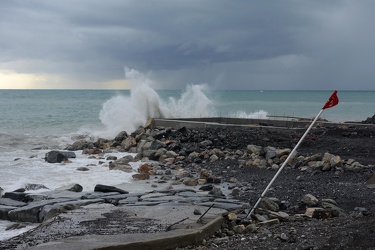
(8, 198), (74, 222)
(302, 194), (319, 206)
(114, 131), (128, 142)
(321, 199), (344, 216)
(114, 155), (135, 165)
(150, 140), (165, 150)
(65, 139), (90, 151)
(94, 184), (129, 194)
(121, 137), (137, 150)
(66, 184), (83, 192)
(3, 192), (28, 202)
(144, 118), (156, 129)
(259, 197), (279, 212)
(45, 151), (76, 163)
(247, 145), (264, 155)
(0, 198), (27, 207)
(265, 146), (277, 160)
(24, 183), (49, 191)
(142, 150), (157, 160)
(0, 205), (17, 220)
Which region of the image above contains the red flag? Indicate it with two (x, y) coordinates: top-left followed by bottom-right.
(322, 90), (339, 110)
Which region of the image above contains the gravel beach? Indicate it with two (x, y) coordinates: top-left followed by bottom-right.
(1, 118), (375, 249)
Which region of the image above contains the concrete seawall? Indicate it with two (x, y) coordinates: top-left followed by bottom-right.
(154, 117), (373, 130)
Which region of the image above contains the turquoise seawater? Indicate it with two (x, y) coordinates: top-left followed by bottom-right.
(0, 87), (374, 151)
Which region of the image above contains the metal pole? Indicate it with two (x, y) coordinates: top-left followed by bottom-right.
(246, 109), (325, 218)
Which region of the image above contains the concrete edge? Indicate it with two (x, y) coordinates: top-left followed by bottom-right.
(30, 215), (225, 250)
(154, 117), (374, 129)
(96, 215), (224, 250)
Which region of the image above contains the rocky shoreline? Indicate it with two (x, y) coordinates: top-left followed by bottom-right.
(1, 119), (375, 249)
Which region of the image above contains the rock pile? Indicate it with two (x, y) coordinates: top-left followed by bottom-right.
(362, 114), (375, 124)
(64, 121), (371, 176)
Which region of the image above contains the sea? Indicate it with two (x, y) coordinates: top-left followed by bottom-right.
(1, 84), (375, 239)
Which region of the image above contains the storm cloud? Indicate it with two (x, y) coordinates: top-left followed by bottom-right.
(1, 0), (375, 89)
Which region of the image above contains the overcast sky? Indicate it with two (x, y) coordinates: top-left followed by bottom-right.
(1, 0), (375, 90)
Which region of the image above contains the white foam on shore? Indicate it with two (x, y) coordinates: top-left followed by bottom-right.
(0, 150), (140, 194)
(0, 149), (144, 241)
(0, 222), (38, 241)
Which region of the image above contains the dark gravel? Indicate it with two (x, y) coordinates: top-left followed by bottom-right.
(170, 124), (375, 250)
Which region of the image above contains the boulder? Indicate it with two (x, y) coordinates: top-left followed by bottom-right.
(244, 223), (258, 234)
(94, 184), (129, 194)
(247, 145), (263, 155)
(323, 152), (342, 168)
(77, 167), (90, 171)
(121, 137), (137, 150)
(111, 164), (133, 172)
(106, 156), (118, 161)
(206, 176), (221, 184)
(138, 164), (153, 174)
(114, 131), (128, 142)
(0, 198), (27, 207)
(109, 155), (135, 171)
(276, 148), (291, 157)
(210, 155), (219, 162)
(45, 151), (76, 163)
(66, 184), (83, 192)
(115, 155), (135, 165)
(183, 178), (198, 186)
(0, 205), (17, 220)
(259, 197), (279, 212)
(24, 183), (49, 191)
(65, 139), (90, 151)
(200, 140), (213, 147)
(302, 194), (319, 206)
(132, 173), (150, 180)
(3, 192), (28, 202)
(150, 140), (165, 150)
(8, 198), (73, 222)
(265, 146), (277, 160)
(208, 187), (225, 198)
(88, 148), (102, 154)
(142, 150), (158, 160)
(144, 118), (156, 129)
(321, 199), (344, 216)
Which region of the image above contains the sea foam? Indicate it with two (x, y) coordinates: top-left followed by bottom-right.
(98, 68), (267, 138)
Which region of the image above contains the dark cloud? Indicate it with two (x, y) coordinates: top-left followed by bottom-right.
(1, 0), (374, 89)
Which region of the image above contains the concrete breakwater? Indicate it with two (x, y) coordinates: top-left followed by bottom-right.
(154, 117), (375, 129)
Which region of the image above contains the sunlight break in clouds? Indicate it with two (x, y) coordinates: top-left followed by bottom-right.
(0, 70), (131, 89)
(0, 70), (44, 89)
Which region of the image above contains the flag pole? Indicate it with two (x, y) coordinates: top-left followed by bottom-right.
(246, 90), (338, 218)
(246, 109), (323, 218)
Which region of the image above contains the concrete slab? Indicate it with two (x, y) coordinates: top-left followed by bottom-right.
(25, 203), (226, 250)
